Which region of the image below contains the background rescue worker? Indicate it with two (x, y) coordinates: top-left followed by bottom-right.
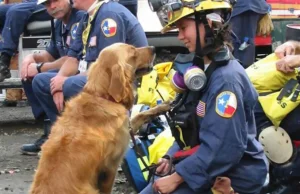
(0, 0), (52, 82)
(20, 0), (84, 155)
(30, 0), (147, 125)
(231, 0), (273, 68)
(141, 0), (268, 193)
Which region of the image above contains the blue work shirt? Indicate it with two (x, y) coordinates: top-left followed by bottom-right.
(168, 60), (268, 194)
(68, 1), (148, 64)
(232, 0), (271, 17)
(46, 9), (84, 59)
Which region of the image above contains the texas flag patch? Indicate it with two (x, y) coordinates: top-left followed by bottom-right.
(71, 22), (79, 40)
(215, 91), (237, 118)
(101, 18), (117, 37)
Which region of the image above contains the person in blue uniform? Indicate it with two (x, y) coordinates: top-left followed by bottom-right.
(140, 0), (268, 193)
(30, 0), (147, 124)
(20, 0), (84, 155)
(0, 0), (52, 82)
(230, 0), (271, 68)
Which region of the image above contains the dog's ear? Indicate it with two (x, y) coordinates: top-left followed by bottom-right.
(108, 64), (126, 102)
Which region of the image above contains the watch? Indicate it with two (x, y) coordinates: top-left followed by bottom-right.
(36, 62), (44, 73)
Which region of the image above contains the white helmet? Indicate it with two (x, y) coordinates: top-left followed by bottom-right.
(37, 0), (48, 5)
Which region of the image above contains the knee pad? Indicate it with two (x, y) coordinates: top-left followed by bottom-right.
(259, 126), (294, 164)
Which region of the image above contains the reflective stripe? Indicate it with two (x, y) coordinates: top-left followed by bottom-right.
(137, 156), (150, 180)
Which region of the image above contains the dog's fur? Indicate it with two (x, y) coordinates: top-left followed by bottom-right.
(29, 43), (155, 194)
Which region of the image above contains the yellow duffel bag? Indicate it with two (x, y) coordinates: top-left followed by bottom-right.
(246, 53), (297, 93)
(246, 53), (300, 126)
(137, 62), (176, 107)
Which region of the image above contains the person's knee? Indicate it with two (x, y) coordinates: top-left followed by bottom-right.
(32, 73), (50, 94)
(63, 76), (87, 99)
(63, 78), (81, 99)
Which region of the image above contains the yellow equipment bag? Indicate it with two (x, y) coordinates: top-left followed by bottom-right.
(246, 53), (297, 93)
(137, 62), (176, 107)
(258, 83), (300, 127)
(149, 126), (175, 164)
(246, 53), (300, 127)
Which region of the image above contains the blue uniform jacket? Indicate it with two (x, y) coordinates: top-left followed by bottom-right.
(46, 9), (84, 60)
(232, 0), (270, 17)
(168, 60), (268, 194)
(67, 1), (148, 64)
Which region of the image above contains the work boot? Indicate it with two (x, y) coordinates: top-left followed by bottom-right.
(0, 52), (11, 82)
(21, 119), (51, 155)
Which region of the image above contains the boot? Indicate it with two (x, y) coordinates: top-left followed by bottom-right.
(0, 52), (11, 82)
(211, 177), (235, 194)
(21, 119), (51, 155)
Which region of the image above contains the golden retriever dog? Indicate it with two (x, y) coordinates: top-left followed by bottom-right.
(29, 43), (155, 194)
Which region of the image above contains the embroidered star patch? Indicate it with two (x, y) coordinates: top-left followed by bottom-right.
(196, 100), (206, 117)
(71, 22), (79, 40)
(101, 18), (117, 37)
(215, 91), (237, 118)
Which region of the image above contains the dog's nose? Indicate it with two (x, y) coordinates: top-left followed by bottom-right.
(150, 46), (156, 54)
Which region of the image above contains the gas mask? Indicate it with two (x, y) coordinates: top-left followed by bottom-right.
(170, 46), (233, 93)
(171, 53), (207, 93)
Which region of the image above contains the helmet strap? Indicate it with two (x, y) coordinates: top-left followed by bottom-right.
(193, 12), (205, 71)
(193, 11), (225, 68)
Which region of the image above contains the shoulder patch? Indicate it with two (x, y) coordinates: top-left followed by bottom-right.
(71, 22), (79, 40)
(215, 91), (237, 118)
(101, 18), (117, 37)
(196, 100), (206, 117)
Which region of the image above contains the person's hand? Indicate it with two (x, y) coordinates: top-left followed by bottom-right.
(276, 55), (300, 73)
(21, 56), (35, 80)
(275, 41), (297, 59)
(53, 91), (64, 113)
(155, 158), (172, 175)
(50, 75), (67, 95)
(153, 172), (183, 194)
(26, 63), (39, 78)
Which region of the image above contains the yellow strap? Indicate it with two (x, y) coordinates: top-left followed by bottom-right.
(137, 156), (150, 180)
(176, 126), (190, 150)
(82, 1), (105, 56)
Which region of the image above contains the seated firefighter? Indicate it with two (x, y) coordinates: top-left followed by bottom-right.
(22, 0), (148, 154)
(140, 0), (268, 194)
(0, 0), (52, 82)
(21, 0), (84, 155)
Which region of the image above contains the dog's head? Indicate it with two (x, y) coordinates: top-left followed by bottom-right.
(84, 43), (155, 109)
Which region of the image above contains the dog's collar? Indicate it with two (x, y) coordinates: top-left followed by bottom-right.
(101, 95), (116, 103)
